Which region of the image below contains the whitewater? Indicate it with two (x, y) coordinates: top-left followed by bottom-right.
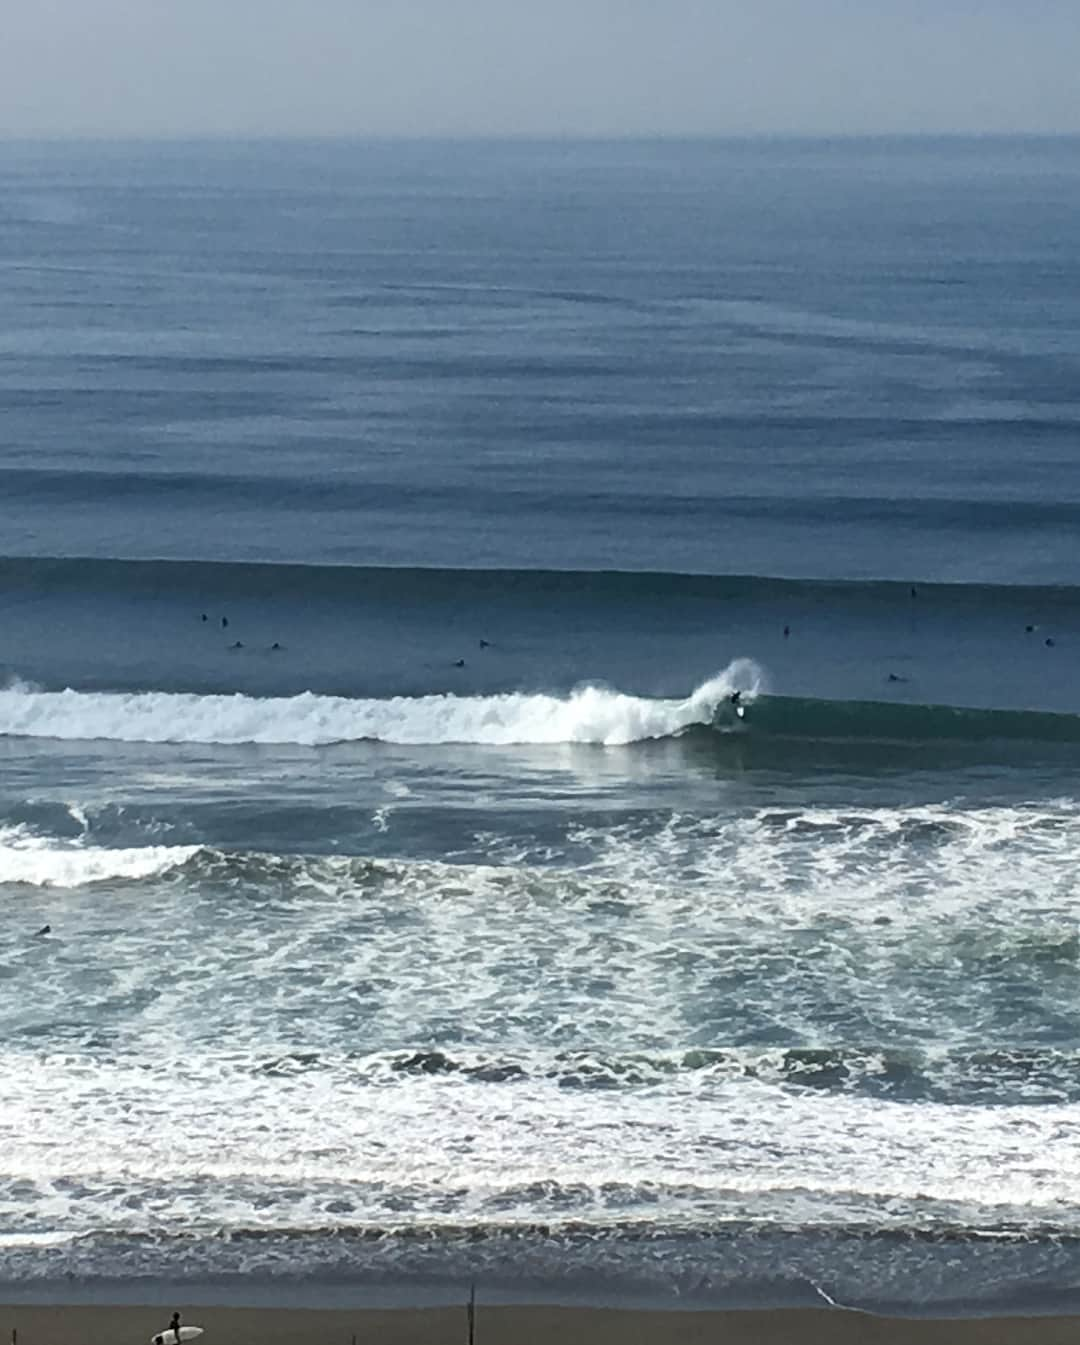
(5, 782), (1080, 1307)
(0, 664), (763, 747)
(0, 825), (196, 888)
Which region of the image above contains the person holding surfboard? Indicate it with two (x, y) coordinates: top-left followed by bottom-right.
(150, 1311), (203, 1345)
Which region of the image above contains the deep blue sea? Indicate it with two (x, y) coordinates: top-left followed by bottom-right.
(2, 137), (1080, 1314)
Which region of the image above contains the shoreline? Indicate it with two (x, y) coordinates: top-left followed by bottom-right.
(5, 1304), (1080, 1345)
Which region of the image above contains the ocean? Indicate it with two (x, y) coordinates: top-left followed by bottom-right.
(2, 136), (1080, 1315)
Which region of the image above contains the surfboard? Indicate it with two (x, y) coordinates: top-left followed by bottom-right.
(151, 1328), (203, 1345)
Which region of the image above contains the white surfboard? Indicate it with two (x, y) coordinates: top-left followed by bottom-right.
(151, 1328), (203, 1345)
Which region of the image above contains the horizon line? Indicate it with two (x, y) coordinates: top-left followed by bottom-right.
(2, 129), (1080, 146)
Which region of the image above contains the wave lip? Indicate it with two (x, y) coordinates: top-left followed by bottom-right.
(0, 662), (763, 747)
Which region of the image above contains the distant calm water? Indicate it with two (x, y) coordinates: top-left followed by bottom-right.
(2, 137), (1080, 1313)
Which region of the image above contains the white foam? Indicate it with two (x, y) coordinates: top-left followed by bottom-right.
(0, 662), (763, 748)
(1, 1047), (1078, 1241)
(2, 799), (1080, 1253)
(0, 826), (196, 888)
(0, 1231), (73, 1249)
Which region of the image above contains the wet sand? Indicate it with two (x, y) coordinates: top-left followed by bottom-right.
(3, 1304), (1080, 1345)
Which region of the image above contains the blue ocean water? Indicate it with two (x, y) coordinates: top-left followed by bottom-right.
(2, 137), (1080, 1313)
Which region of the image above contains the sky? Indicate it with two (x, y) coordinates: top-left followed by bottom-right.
(2, 0), (1079, 139)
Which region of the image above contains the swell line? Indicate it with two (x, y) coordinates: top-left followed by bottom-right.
(4, 551), (1080, 605)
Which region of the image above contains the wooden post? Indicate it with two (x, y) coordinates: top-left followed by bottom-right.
(467, 1281), (476, 1345)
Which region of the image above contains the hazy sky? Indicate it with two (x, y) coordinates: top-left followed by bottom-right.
(3, 0), (1079, 138)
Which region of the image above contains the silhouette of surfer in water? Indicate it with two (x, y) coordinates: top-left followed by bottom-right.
(729, 690), (746, 719)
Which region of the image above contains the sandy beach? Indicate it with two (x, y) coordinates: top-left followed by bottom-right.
(3, 1304), (1080, 1345)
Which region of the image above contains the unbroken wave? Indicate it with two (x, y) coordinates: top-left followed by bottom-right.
(743, 694), (1080, 745)
(5, 552), (1080, 606)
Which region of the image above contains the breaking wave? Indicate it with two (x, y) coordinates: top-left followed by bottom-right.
(4, 666), (1080, 748)
(0, 825), (197, 888)
(0, 663), (763, 747)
